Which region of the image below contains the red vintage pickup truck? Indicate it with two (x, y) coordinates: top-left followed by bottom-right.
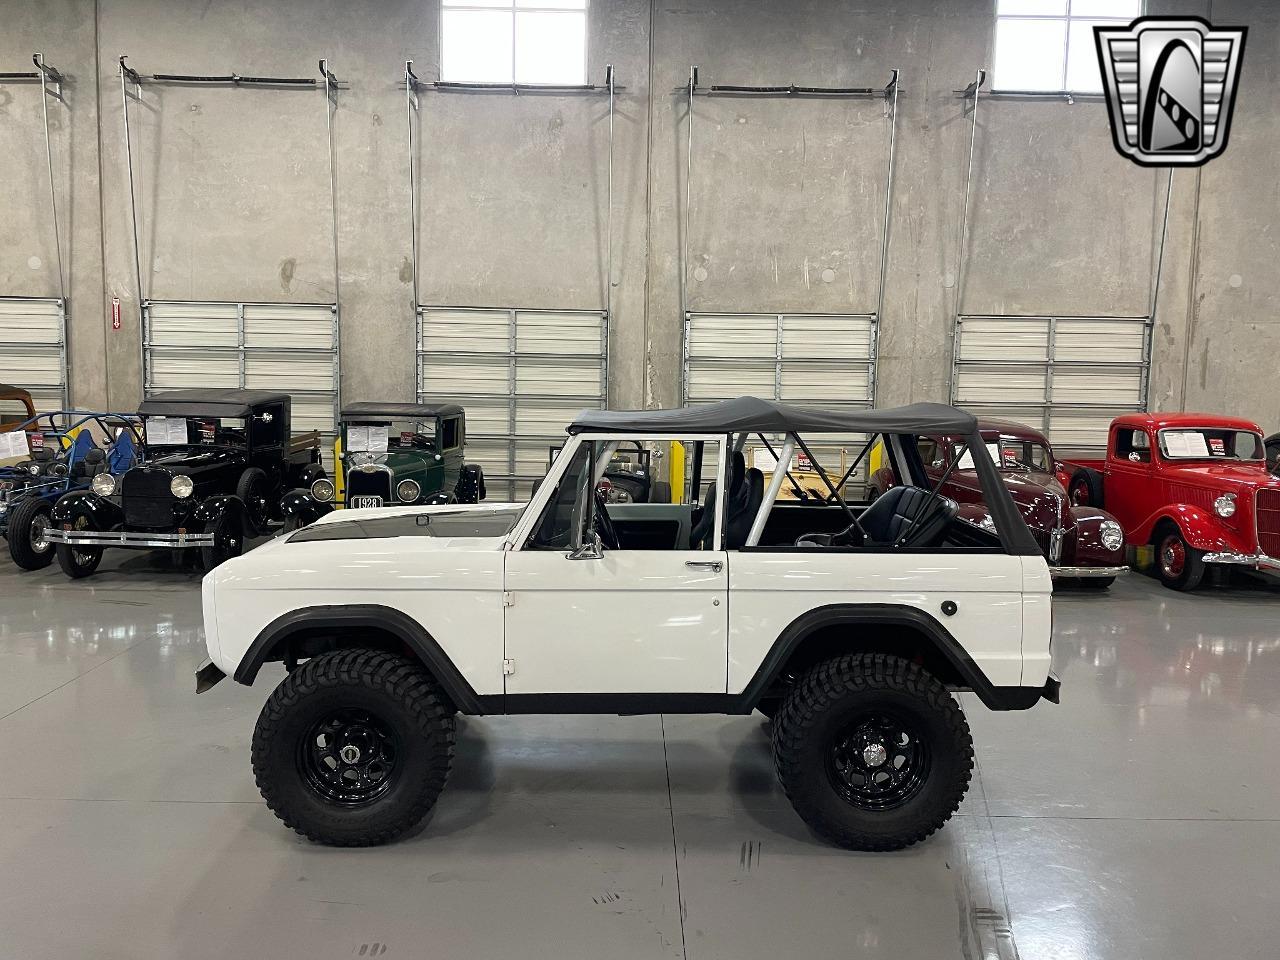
(1060, 413), (1280, 591)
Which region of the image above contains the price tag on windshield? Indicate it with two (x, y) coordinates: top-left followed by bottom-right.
(199, 420), (217, 444)
(0, 430), (29, 459)
(29, 432), (44, 450)
(145, 417), (189, 446)
(1209, 437), (1226, 456)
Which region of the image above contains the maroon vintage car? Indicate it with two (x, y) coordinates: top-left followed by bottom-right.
(870, 418), (1128, 587)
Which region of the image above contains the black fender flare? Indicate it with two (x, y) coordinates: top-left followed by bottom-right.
(50, 490), (122, 527)
(193, 494), (246, 528)
(737, 603), (1039, 711)
(234, 604), (483, 715)
(280, 488), (332, 523)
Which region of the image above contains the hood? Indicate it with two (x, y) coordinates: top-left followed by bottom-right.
(291, 501), (527, 543)
(141, 447), (244, 476)
(1162, 463), (1280, 490)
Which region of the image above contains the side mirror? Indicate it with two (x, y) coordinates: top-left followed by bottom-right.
(567, 530), (604, 560)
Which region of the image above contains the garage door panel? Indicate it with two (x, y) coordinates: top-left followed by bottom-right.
(782, 316), (874, 359)
(516, 359), (603, 398)
(0, 299), (66, 409)
(954, 368), (1047, 405)
(958, 319), (1049, 360)
(688, 317), (776, 360)
(516, 312), (604, 356)
(420, 358), (509, 397)
(243, 304), (335, 350)
(1051, 369), (1143, 406)
(781, 363), (872, 404)
(147, 350), (241, 389)
(422, 309), (510, 354)
(1054, 319), (1146, 363)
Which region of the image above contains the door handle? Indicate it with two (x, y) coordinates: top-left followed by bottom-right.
(685, 560), (723, 573)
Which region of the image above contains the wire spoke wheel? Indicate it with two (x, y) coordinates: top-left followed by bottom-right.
(825, 710), (931, 812)
(298, 708), (400, 806)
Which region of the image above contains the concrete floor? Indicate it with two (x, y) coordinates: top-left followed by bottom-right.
(2, 552), (1279, 960)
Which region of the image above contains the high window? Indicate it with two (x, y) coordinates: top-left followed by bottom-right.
(992, 0), (1141, 93)
(441, 0), (588, 85)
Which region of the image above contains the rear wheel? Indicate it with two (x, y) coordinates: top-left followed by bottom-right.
(200, 511), (243, 571)
(55, 516), (103, 579)
(252, 649), (455, 846)
(772, 653), (973, 851)
(1069, 469), (1104, 508)
(7, 498), (55, 570)
(1156, 528), (1205, 591)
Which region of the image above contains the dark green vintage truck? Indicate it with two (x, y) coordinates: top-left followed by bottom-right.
(281, 402), (485, 530)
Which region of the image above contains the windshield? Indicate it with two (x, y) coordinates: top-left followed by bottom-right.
(344, 419), (438, 454)
(957, 439), (1052, 473)
(1158, 428), (1263, 462)
(144, 415), (246, 449)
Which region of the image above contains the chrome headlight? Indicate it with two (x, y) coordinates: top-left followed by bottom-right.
(1100, 519), (1124, 552)
(311, 477), (335, 502)
(1214, 493), (1236, 518)
(91, 473), (116, 497)
(396, 479), (421, 503)
(170, 475), (194, 499)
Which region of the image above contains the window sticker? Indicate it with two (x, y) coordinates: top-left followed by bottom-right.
(1163, 430), (1211, 458)
(0, 430), (30, 459)
(1209, 437), (1226, 456)
(145, 417), (189, 446)
(401, 430), (414, 446)
(198, 420), (217, 444)
(958, 442), (1001, 470)
(347, 425), (389, 454)
(29, 432), (44, 450)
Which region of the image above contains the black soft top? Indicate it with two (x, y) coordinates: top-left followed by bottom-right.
(138, 389), (290, 418)
(569, 397), (976, 436)
(341, 401), (463, 421)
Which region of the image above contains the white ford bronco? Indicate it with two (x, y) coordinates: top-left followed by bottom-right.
(196, 397), (1058, 850)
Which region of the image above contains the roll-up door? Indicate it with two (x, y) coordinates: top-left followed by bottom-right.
(418, 306), (608, 499)
(0, 297), (66, 412)
(952, 315), (1151, 455)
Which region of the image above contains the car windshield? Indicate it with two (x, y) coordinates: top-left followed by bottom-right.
(345, 419), (437, 454)
(958, 439), (1052, 473)
(143, 415), (247, 449)
(1158, 428), (1263, 462)
(0, 398), (32, 427)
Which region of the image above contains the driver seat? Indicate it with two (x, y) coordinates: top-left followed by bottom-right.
(858, 485), (958, 549)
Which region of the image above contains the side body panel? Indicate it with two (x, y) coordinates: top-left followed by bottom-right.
(727, 551), (1039, 690)
(206, 534), (507, 694)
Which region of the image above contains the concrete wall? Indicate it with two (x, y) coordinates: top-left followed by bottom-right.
(0, 0), (1275, 429)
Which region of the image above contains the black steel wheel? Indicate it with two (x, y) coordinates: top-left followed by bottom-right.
(252, 648), (455, 846)
(1069, 468), (1104, 508)
(200, 511), (243, 571)
(236, 467), (271, 535)
(772, 653), (973, 851)
(55, 515), (103, 579)
(7, 497), (56, 570)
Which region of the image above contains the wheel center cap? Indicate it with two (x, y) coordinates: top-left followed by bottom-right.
(862, 743), (888, 768)
(339, 744), (361, 764)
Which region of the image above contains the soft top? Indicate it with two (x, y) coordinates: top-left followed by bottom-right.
(341, 401), (463, 421)
(138, 389), (289, 418)
(569, 397), (977, 436)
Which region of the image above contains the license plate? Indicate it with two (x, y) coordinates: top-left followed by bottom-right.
(350, 496), (384, 509)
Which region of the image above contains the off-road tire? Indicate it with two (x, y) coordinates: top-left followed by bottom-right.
(7, 497), (55, 570)
(200, 511), (243, 571)
(252, 649), (456, 846)
(772, 653), (973, 851)
(756, 697), (781, 720)
(236, 467), (271, 535)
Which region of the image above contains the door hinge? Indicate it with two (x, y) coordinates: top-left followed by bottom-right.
(502, 659), (515, 676)
(503, 591), (514, 607)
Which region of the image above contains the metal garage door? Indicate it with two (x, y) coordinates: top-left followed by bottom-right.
(0, 297), (66, 412)
(684, 313), (876, 407)
(952, 314), (1151, 455)
(144, 300), (339, 435)
(418, 306), (607, 500)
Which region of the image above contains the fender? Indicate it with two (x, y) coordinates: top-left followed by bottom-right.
(1137, 504), (1251, 553)
(234, 604), (483, 715)
(50, 490), (122, 527)
(280, 488), (332, 524)
(193, 494), (246, 527)
(738, 603), (1046, 711)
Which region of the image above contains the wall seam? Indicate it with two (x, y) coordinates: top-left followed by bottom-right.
(1179, 166), (1204, 412)
(92, 0), (110, 407)
(640, 0), (655, 407)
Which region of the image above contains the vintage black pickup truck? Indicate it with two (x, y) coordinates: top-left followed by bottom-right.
(46, 389), (325, 577)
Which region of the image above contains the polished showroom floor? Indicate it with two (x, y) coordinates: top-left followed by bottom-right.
(1, 551), (1278, 960)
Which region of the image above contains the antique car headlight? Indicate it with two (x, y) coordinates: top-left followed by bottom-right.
(170, 475), (194, 499)
(396, 479), (421, 503)
(1100, 519), (1124, 552)
(311, 477), (335, 502)
(1214, 493), (1236, 518)
(91, 473), (117, 497)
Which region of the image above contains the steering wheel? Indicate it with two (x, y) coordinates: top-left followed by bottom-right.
(593, 489), (621, 549)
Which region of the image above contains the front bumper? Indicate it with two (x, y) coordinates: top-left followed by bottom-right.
(43, 528), (214, 548)
(1202, 551), (1280, 571)
(1049, 564), (1129, 580)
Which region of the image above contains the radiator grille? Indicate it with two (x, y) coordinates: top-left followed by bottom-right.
(345, 468), (392, 500)
(1257, 489), (1280, 558)
(121, 469), (175, 527)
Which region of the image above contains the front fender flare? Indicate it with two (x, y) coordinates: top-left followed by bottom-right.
(234, 604), (483, 715)
(50, 490), (121, 527)
(280, 488), (332, 523)
(1145, 504), (1248, 553)
(193, 495), (245, 527)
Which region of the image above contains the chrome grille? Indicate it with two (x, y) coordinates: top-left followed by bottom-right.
(121, 469), (174, 527)
(345, 468), (392, 500)
(1257, 489), (1280, 558)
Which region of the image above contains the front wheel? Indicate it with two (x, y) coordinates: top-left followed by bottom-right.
(7, 498), (56, 570)
(200, 511), (244, 571)
(236, 467), (271, 535)
(772, 653), (973, 851)
(1156, 529), (1205, 591)
(55, 515), (104, 579)
(252, 649), (456, 846)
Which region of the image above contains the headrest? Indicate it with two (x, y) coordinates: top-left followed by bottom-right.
(30, 447), (55, 461)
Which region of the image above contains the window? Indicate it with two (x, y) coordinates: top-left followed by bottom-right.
(441, 0), (588, 85)
(441, 417), (461, 450)
(1158, 429), (1263, 462)
(992, 0), (1141, 93)
(1112, 428), (1151, 463)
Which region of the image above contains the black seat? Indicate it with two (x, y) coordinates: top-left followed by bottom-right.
(690, 451), (746, 549)
(74, 448), (107, 479)
(858, 485), (958, 548)
(724, 466), (764, 549)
